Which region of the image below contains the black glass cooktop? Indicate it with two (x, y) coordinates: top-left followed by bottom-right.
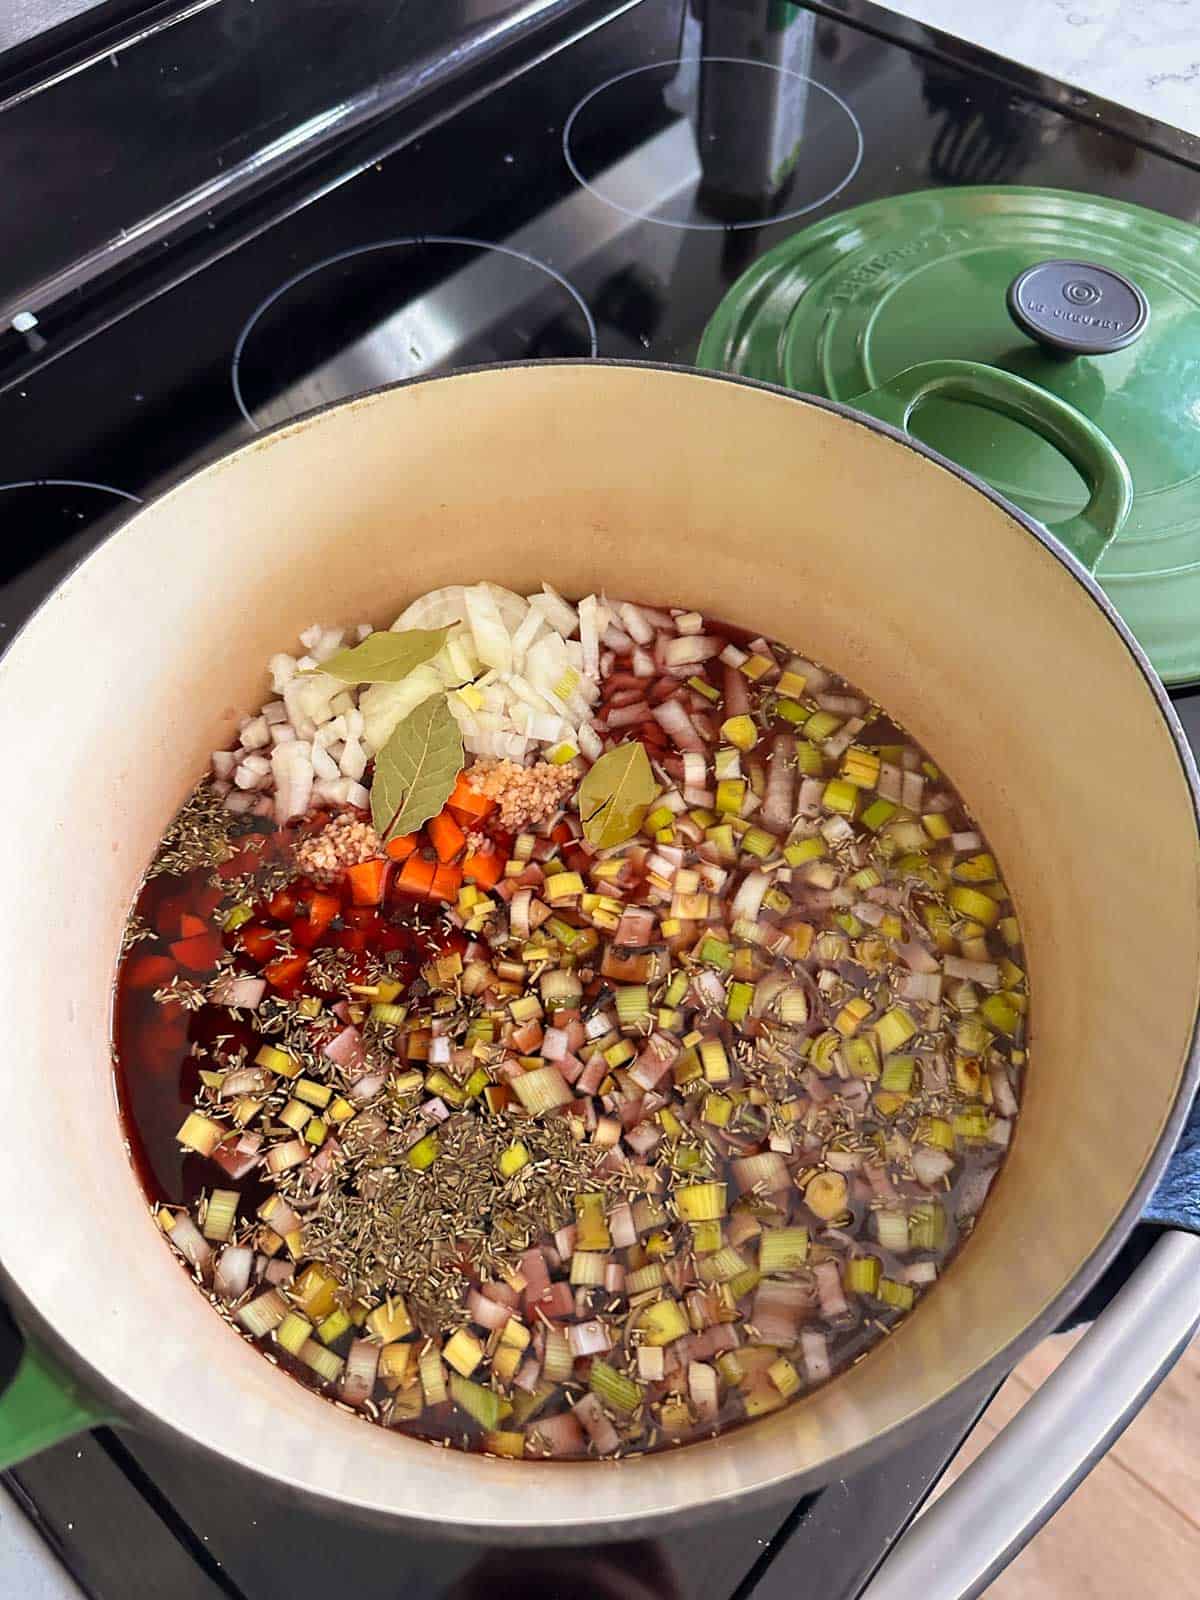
(1, 2), (1197, 1596)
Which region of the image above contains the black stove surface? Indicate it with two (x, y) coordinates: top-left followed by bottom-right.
(1, 2), (1197, 1596)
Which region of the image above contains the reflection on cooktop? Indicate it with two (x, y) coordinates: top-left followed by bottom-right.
(563, 53), (863, 230)
(231, 237), (598, 429)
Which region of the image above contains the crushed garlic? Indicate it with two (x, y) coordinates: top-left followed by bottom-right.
(466, 759), (576, 833)
(294, 812), (382, 882)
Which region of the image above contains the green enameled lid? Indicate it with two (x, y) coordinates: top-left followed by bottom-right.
(697, 186), (1200, 684)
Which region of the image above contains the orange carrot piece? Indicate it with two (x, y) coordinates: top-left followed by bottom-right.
(124, 952), (177, 990)
(385, 832), (420, 862)
(396, 854), (437, 900)
(430, 862), (463, 902)
(263, 952), (310, 992)
(446, 772), (494, 826)
(169, 932), (223, 972)
(178, 912), (209, 939)
(427, 809), (467, 864)
(345, 858), (388, 906)
(462, 849), (505, 890)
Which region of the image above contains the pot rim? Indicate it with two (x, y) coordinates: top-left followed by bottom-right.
(1, 357), (1197, 1542)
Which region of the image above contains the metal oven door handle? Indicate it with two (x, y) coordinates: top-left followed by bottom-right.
(860, 1228), (1200, 1600)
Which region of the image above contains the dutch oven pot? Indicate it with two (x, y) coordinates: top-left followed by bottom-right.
(0, 363), (1196, 1553)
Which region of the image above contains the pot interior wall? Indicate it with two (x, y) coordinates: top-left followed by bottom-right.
(0, 364), (1195, 1535)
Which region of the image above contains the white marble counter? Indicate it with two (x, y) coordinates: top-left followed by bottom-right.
(877, 0), (1200, 138)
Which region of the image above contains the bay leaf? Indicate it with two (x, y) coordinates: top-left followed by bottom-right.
(321, 626), (452, 685)
(578, 741), (658, 849)
(371, 693), (464, 840)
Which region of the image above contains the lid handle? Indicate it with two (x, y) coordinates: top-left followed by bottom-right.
(1008, 259), (1150, 357)
(850, 359), (1133, 571)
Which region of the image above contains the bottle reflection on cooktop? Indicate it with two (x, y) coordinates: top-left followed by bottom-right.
(446, 1540), (681, 1600)
(562, 2), (860, 234)
(694, 0), (816, 224)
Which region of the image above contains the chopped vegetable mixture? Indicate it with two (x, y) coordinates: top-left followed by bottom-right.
(114, 588), (1026, 1459)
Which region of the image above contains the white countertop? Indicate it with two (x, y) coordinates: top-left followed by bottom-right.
(877, 0), (1200, 139)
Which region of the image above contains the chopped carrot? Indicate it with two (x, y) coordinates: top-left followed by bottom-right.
(342, 907), (383, 933)
(169, 932), (223, 972)
(263, 952), (310, 993)
(238, 924), (280, 964)
(430, 862), (463, 902)
(346, 858), (389, 906)
(268, 888), (298, 921)
(427, 810), (467, 864)
(123, 952), (177, 990)
(303, 891), (340, 935)
(385, 832), (420, 862)
(396, 854), (437, 900)
(446, 772), (495, 827)
(462, 849), (505, 890)
(178, 912), (209, 939)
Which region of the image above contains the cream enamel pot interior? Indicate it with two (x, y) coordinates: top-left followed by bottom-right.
(0, 361), (1196, 1541)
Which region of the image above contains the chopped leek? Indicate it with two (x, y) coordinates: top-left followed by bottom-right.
(834, 996), (872, 1037)
(201, 1189), (239, 1242)
(407, 1133), (440, 1171)
(879, 1277), (916, 1311)
(419, 1345), (448, 1405)
(616, 985), (651, 1028)
(317, 1307), (353, 1346)
(590, 1360), (642, 1414)
(845, 1256), (882, 1296)
(805, 1172), (848, 1222)
(674, 1182), (727, 1222)
(721, 714), (758, 751)
(255, 1044), (300, 1078)
(569, 1251), (608, 1287)
(822, 777), (858, 816)
(948, 885), (999, 927)
(759, 1227), (809, 1273)
(876, 1056), (915, 1094)
(450, 1374), (506, 1430)
(980, 993), (1021, 1035)
(909, 1201), (946, 1251)
(443, 1328), (485, 1377)
(769, 1357), (801, 1398)
(300, 1340), (344, 1385)
(700, 1037), (730, 1084)
(176, 1113), (223, 1157)
(365, 1298), (413, 1343)
(875, 1210), (910, 1253)
(276, 1311), (312, 1356)
(875, 1006), (918, 1054)
(638, 1298), (690, 1346)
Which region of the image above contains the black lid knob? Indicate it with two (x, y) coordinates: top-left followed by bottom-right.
(1007, 259), (1149, 356)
